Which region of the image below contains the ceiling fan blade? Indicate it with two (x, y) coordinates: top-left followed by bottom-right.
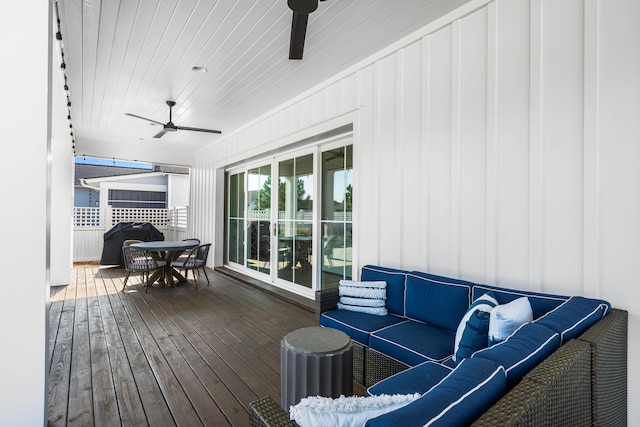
(125, 112), (165, 126)
(175, 125), (222, 135)
(289, 12), (308, 60)
(129, 101), (221, 139)
(153, 129), (169, 138)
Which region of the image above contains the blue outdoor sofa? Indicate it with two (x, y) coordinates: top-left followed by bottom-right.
(249, 265), (627, 426)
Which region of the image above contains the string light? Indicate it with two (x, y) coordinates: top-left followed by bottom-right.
(53, 1), (76, 156)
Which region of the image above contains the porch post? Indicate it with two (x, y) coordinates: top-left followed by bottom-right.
(0, 2), (52, 425)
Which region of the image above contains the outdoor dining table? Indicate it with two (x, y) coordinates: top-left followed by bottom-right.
(131, 240), (198, 287)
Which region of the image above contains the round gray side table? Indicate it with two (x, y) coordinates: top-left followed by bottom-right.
(280, 326), (353, 410)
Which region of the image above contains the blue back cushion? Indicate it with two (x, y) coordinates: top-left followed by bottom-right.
(472, 322), (560, 387)
(472, 284), (568, 319)
(534, 296), (610, 343)
(405, 272), (472, 332)
(365, 358), (506, 427)
(361, 265), (408, 316)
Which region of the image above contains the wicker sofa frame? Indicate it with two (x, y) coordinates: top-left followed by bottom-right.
(249, 288), (627, 426)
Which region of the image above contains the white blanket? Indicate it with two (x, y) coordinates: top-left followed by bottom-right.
(290, 393), (421, 427)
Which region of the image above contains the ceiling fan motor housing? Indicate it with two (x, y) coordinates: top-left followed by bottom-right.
(288, 0), (318, 14)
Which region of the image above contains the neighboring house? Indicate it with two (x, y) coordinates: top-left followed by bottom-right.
(74, 163), (190, 209)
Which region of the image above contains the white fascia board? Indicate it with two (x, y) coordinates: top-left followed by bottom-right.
(100, 181), (167, 192)
(83, 171), (164, 185)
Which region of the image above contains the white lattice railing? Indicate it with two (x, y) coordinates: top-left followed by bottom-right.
(73, 207), (102, 227)
(108, 207), (170, 227)
(73, 206), (187, 228)
(73, 206), (189, 261)
(169, 207), (188, 228)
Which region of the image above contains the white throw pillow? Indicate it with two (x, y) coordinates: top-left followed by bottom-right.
(289, 394), (420, 427)
(488, 297), (533, 345)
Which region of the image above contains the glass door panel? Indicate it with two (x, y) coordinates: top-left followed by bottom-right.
(247, 165), (271, 273)
(228, 172), (245, 265)
(277, 155), (314, 287)
(320, 145), (353, 288)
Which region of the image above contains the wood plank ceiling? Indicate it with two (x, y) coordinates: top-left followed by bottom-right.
(56, 0), (469, 164)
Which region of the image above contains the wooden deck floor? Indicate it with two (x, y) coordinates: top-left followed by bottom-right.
(48, 265), (315, 426)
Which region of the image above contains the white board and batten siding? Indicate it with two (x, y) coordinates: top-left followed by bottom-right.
(190, 0), (640, 423)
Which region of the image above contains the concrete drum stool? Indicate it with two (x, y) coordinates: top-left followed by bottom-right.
(281, 326), (353, 410)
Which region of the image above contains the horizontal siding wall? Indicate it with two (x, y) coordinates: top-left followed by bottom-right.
(191, 0), (639, 422)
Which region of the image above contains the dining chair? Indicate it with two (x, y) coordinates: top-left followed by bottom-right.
(122, 239), (143, 246)
(122, 245), (166, 293)
(171, 243), (211, 288)
(177, 238), (201, 260)
(264, 244), (291, 269)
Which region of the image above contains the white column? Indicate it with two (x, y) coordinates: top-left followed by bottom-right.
(0, 2), (51, 425)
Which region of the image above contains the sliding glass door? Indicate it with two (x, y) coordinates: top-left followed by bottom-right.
(226, 138), (353, 295)
(276, 154), (314, 287)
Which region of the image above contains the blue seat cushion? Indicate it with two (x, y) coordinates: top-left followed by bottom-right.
(534, 296), (610, 343)
(366, 361), (452, 397)
(405, 272), (472, 332)
(369, 320), (455, 366)
(472, 284), (568, 319)
(361, 265), (408, 316)
(472, 322), (560, 386)
(320, 310), (406, 346)
(365, 358), (507, 427)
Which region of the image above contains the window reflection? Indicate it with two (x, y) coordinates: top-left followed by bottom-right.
(247, 165), (271, 273)
(278, 155), (314, 287)
(321, 145), (353, 288)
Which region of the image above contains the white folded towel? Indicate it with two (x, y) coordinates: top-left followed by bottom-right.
(340, 296), (386, 307)
(339, 280), (387, 289)
(337, 303), (388, 316)
(339, 286), (386, 299)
